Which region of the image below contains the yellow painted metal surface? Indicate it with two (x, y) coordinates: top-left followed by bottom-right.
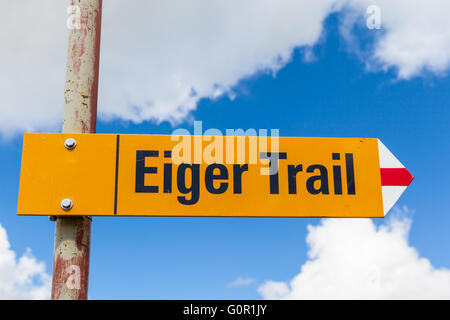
(18, 133), (383, 217)
(18, 133), (116, 216)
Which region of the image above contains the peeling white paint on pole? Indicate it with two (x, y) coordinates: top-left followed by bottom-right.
(62, 0), (102, 134)
(52, 0), (102, 300)
(52, 218), (91, 299)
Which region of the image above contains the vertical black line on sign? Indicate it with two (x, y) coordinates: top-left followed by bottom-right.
(345, 153), (356, 195)
(114, 134), (120, 215)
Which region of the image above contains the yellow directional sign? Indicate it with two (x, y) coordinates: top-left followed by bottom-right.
(17, 133), (413, 217)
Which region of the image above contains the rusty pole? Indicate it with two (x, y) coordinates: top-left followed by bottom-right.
(51, 0), (102, 300)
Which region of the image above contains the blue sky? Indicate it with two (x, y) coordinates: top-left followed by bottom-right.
(1, 4), (450, 299)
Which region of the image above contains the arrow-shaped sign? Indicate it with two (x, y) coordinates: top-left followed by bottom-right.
(17, 133), (413, 218)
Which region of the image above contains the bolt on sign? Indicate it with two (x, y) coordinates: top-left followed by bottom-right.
(17, 133), (413, 218)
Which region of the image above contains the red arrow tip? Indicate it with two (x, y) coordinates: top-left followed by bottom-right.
(380, 168), (414, 186)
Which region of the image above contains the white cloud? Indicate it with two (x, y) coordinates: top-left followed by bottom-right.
(0, 0), (338, 136)
(99, 0), (340, 125)
(1, 1), (450, 136)
(258, 207), (450, 299)
(0, 224), (51, 299)
(228, 276), (255, 288)
(342, 0), (450, 79)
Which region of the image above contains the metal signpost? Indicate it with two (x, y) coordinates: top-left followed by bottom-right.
(48, 0), (102, 300)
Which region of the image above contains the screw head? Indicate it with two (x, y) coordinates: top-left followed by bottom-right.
(64, 138), (77, 150)
(61, 199), (73, 211)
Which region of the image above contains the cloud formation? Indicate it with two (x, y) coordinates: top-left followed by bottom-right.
(1, 1), (450, 135)
(258, 207), (450, 299)
(0, 224), (51, 299)
(228, 276), (255, 288)
(342, 0), (450, 79)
